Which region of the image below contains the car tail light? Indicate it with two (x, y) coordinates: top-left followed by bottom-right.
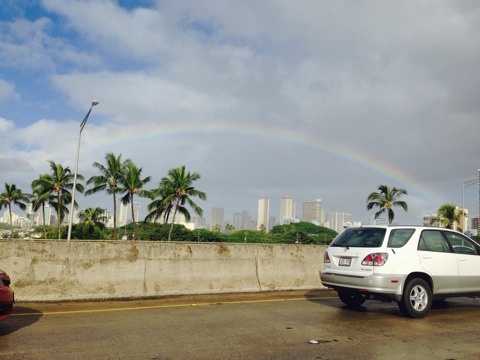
(0, 271), (10, 287)
(361, 253), (388, 266)
(324, 251), (331, 263)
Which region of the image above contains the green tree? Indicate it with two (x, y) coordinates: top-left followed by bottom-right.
(78, 207), (107, 239)
(437, 203), (462, 230)
(32, 160), (84, 239)
(366, 185), (408, 225)
(191, 228), (225, 242)
(160, 165), (206, 241)
(31, 177), (52, 239)
(85, 153), (132, 240)
(144, 185), (174, 240)
(270, 222), (338, 245)
(259, 224), (266, 234)
(118, 163), (151, 240)
(0, 183), (31, 236)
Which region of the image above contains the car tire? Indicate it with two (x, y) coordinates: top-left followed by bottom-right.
(337, 290), (366, 307)
(398, 278), (432, 318)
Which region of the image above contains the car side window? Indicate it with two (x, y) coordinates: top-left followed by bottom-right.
(387, 229), (415, 248)
(444, 232), (479, 255)
(418, 230), (450, 253)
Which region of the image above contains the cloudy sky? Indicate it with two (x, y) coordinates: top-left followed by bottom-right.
(1, 0), (479, 227)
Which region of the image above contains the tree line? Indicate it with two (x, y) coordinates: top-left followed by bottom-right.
(0, 153), (205, 241)
(0, 167), (474, 242)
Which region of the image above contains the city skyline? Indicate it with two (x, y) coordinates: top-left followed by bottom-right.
(3, 192), (479, 235)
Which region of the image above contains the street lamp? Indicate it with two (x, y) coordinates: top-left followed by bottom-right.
(462, 178), (478, 234)
(67, 100), (99, 241)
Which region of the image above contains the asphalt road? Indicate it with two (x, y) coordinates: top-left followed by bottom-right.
(1, 289), (480, 359)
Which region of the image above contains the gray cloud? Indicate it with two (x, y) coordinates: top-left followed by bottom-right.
(1, 0), (479, 226)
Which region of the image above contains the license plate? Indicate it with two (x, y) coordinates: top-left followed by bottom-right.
(339, 257), (351, 266)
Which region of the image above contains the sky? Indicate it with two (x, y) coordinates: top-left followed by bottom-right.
(1, 0), (479, 227)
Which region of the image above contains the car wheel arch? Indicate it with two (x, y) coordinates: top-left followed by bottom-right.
(404, 272), (434, 293)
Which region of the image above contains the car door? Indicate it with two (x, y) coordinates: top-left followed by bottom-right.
(417, 230), (458, 294)
(444, 231), (480, 293)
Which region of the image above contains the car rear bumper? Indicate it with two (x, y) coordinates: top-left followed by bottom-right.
(320, 270), (406, 301)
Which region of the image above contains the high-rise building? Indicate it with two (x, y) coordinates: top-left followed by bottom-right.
(117, 202), (141, 226)
(233, 212), (243, 231)
(210, 207), (224, 231)
(242, 210), (253, 230)
(459, 208), (468, 233)
(478, 169), (480, 234)
(192, 216), (206, 229)
(257, 198), (270, 231)
(302, 198), (324, 224)
(269, 217), (276, 231)
(280, 196), (295, 225)
(327, 212), (352, 234)
(33, 204), (52, 226)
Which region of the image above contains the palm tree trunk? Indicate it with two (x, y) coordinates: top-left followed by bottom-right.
(41, 203), (47, 239)
(130, 193), (137, 240)
(113, 193), (117, 240)
(168, 202), (180, 241)
(57, 193), (62, 240)
(8, 204), (13, 238)
(160, 211), (171, 240)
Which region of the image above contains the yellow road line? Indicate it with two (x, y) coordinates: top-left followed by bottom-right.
(13, 296), (337, 316)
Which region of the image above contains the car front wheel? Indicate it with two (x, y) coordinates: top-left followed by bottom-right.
(398, 278), (432, 318)
(337, 290), (366, 307)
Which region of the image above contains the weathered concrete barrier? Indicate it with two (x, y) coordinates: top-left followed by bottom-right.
(0, 240), (326, 302)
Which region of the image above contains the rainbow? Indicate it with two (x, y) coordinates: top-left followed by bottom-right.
(90, 119), (444, 207)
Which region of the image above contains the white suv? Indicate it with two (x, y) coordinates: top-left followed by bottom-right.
(320, 226), (480, 318)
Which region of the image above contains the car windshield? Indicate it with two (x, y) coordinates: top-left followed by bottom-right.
(330, 227), (386, 248)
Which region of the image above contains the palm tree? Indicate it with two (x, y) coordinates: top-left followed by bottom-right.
(118, 163), (151, 240)
(160, 165), (206, 241)
(32, 160), (84, 239)
(78, 207), (107, 239)
(144, 186), (174, 240)
(0, 183), (31, 236)
(85, 153), (132, 240)
(31, 178), (52, 239)
(437, 203), (462, 230)
(366, 185), (408, 225)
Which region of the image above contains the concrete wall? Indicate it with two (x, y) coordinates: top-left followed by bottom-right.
(0, 240), (326, 302)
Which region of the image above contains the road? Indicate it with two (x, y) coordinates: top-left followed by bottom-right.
(1, 289), (480, 359)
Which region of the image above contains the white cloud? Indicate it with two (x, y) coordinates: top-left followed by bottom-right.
(2, 0), (480, 225)
(0, 80), (18, 104)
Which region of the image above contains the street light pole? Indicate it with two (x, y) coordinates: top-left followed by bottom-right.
(67, 100), (99, 242)
(462, 178), (478, 234)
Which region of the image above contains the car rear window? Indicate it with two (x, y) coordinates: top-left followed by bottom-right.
(387, 229), (415, 248)
(330, 227), (386, 248)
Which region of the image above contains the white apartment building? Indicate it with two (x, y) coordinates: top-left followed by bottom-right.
(210, 207), (224, 231)
(117, 202), (141, 226)
(327, 212), (352, 234)
(257, 197), (270, 231)
(302, 198), (324, 224)
(279, 196), (295, 225)
(192, 216), (206, 229)
(233, 212), (243, 231)
(1, 210), (18, 225)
